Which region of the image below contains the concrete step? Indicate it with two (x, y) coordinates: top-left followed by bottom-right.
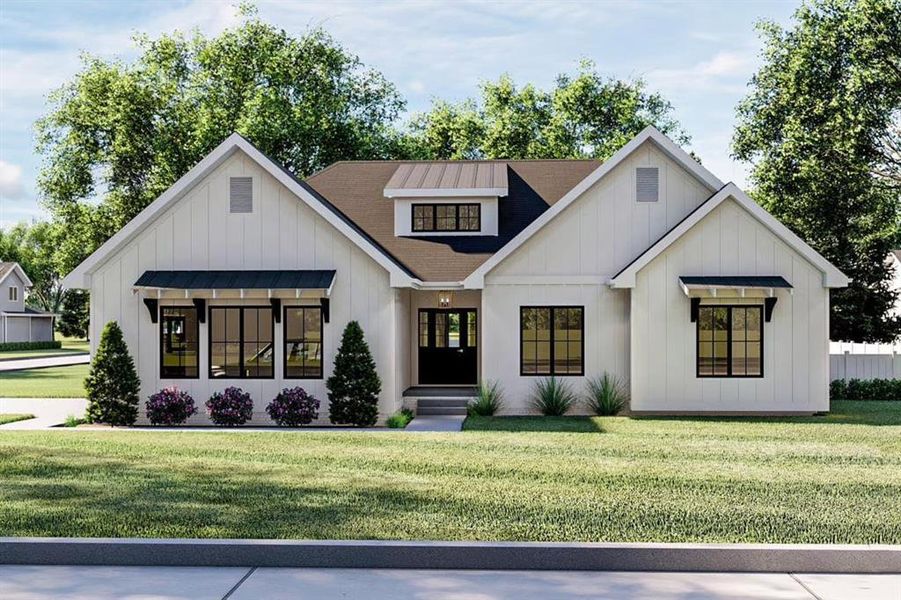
(417, 406), (468, 416)
(416, 398), (472, 408)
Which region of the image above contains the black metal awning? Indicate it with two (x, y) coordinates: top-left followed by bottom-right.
(134, 270), (336, 290)
(678, 276), (792, 289)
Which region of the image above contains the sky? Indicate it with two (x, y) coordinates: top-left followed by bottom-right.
(0, 0), (800, 229)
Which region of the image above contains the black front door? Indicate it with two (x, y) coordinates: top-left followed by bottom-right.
(418, 309), (477, 385)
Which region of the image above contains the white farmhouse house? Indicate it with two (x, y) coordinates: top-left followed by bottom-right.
(63, 127), (848, 423)
(0, 262), (56, 343)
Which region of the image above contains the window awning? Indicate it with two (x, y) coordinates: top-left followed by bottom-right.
(134, 270), (336, 295)
(679, 275), (792, 298)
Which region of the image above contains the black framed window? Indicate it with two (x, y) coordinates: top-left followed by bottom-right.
(418, 311), (429, 347)
(697, 305), (763, 377)
(209, 306), (274, 379)
(520, 306), (584, 376)
(284, 306), (323, 378)
(160, 306), (199, 378)
(411, 203), (480, 232)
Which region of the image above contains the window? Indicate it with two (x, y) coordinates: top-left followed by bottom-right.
(636, 167), (659, 202)
(229, 177), (253, 213)
(520, 306), (584, 376)
(284, 306), (323, 378)
(418, 311), (429, 347)
(697, 305), (763, 377)
(8, 286), (17, 302)
(411, 203), (480, 232)
(209, 307), (273, 378)
(160, 307), (199, 378)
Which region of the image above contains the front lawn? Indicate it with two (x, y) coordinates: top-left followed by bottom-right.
(0, 414), (34, 425)
(0, 401), (898, 543)
(0, 364), (89, 397)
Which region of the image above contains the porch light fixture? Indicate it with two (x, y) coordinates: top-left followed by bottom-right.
(438, 292), (453, 308)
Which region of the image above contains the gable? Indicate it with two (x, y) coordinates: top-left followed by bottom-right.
(62, 134), (414, 290)
(483, 139), (714, 281)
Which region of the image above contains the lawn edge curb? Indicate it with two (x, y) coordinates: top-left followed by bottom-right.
(1, 539), (898, 573)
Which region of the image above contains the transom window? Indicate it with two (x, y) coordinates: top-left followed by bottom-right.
(160, 306), (199, 378)
(697, 305), (763, 377)
(284, 306), (323, 379)
(520, 306), (584, 376)
(209, 307), (274, 379)
(411, 203), (481, 232)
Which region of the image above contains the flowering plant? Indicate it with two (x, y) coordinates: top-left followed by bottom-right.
(206, 386), (253, 426)
(267, 386), (320, 426)
(145, 387), (197, 425)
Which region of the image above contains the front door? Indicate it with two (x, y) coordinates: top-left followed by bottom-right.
(418, 309), (477, 385)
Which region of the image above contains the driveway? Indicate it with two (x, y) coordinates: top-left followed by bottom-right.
(0, 398), (87, 428)
(0, 567), (897, 599)
(0, 354), (90, 372)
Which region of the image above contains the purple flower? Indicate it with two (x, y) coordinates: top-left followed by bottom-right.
(146, 387), (197, 425)
(266, 387), (319, 426)
(206, 387), (253, 426)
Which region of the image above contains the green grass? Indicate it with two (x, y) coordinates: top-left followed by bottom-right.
(0, 364), (89, 397)
(0, 401), (898, 543)
(0, 336), (89, 360)
(0, 414), (34, 425)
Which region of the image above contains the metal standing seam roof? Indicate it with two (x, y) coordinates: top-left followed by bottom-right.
(134, 270), (336, 290)
(679, 276), (793, 288)
(384, 162), (509, 197)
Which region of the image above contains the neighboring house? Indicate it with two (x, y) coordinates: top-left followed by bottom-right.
(62, 127), (848, 423)
(0, 262), (56, 344)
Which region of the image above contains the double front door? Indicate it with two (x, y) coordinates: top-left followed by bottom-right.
(418, 309), (477, 385)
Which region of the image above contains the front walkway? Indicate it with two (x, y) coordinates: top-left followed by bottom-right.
(0, 398), (87, 429)
(0, 354), (90, 372)
(0, 566), (896, 599)
(406, 415), (465, 431)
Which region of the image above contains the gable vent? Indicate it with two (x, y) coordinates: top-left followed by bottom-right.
(229, 177), (253, 213)
(636, 167), (659, 202)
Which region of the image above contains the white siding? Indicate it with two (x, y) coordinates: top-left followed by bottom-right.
(89, 150), (401, 425)
(481, 141), (710, 413)
(631, 199), (830, 413)
(0, 270), (26, 313)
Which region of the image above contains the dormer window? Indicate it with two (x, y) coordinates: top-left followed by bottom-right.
(412, 203), (481, 233)
(8, 286), (17, 302)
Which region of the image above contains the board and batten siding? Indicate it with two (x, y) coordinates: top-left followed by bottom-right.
(88, 149), (403, 425)
(481, 140), (713, 412)
(631, 198), (830, 413)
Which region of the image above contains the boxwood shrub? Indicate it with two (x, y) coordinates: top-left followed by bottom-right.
(830, 378), (901, 401)
(266, 387), (319, 426)
(0, 340), (62, 352)
(146, 387), (197, 425)
(206, 387), (253, 426)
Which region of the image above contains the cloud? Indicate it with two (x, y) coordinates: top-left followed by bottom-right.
(0, 160), (26, 200)
(646, 51), (754, 96)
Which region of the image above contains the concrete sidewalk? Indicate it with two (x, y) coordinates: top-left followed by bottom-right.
(0, 354), (89, 372)
(0, 566), (897, 599)
(0, 398), (87, 429)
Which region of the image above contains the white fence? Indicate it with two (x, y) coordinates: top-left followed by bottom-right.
(830, 342), (901, 381)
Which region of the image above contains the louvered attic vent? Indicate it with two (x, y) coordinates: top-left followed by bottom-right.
(230, 177), (253, 213)
(636, 167), (659, 202)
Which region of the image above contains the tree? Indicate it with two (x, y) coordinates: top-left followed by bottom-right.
(35, 7), (406, 263)
(57, 289), (90, 340)
(406, 60), (689, 160)
(327, 321), (380, 427)
(0, 221), (67, 313)
(85, 321), (140, 426)
(733, 0), (901, 342)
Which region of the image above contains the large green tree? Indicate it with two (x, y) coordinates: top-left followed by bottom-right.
(35, 9), (406, 267)
(405, 60), (689, 160)
(733, 0), (901, 342)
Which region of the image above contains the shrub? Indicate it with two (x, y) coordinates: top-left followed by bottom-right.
(386, 408), (415, 428)
(206, 387), (253, 426)
(146, 387), (197, 425)
(327, 321), (381, 427)
(63, 414), (87, 428)
(0, 340), (62, 352)
(85, 321), (140, 426)
(530, 377), (576, 416)
(468, 380), (504, 416)
(831, 378), (901, 401)
(585, 373), (628, 415)
(267, 386), (320, 426)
